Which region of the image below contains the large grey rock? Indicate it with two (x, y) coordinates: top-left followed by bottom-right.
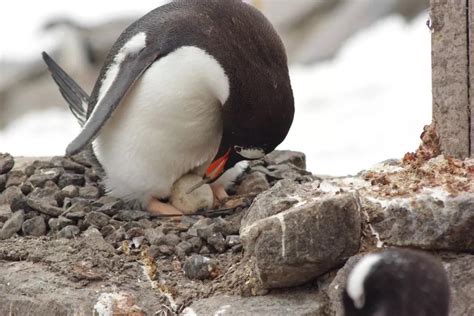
(368, 192), (474, 251)
(0, 153), (14, 174)
(182, 289), (328, 316)
(22, 216), (47, 236)
(240, 179), (361, 288)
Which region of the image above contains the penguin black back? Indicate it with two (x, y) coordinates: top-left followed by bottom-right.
(343, 249), (450, 316)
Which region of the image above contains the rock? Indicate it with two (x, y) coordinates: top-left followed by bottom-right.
(28, 187), (60, 203)
(207, 232), (227, 253)
(368, 192), (474, 251)
(175, 240), (193, 257)
(26, 198), (63, 217)
(183, 289), (327, 316)
(240, 179), (361, 288)
(61, 185), (79, 198)
(51, 157), (86, 174)
(0, 153), (14, 174)
(113, 210), (149, 222)
(0, 210), (24, 239)
(79, 185), (100, 199)
(22, 216), (47, 236)
(0, 174), (6, 192)
(0, 186), (23, 205)
(226, 235), (241, 247)
(82, 227), (115, 252)
(6, 170), (26, 187)
(48, 216), (73, 232)
(28, 168), (62, 187)
(163, 233), (180, 247)
(104, 227), (126, 244)
(170, 174), (214, 214)
(58, 225), (80, 239)
(236, 171), (270, 195)
(64, 200), (91, 219)
(0, 204), (12, 222)
(264, 150), (306, 169)
(57, 173), (85, 188)
(95, 196), (124, 215)
(148, 245), (160, 258)
(444, 254), (474, 316)
(188, 218), (214, 237)
(20, 181), (34, 195)
(157, 245), (173, 255)
(188, 236), (203, 252)
(84, 211), (110, 228)
(144, 228), (165, 246)
(183, 255), (218, 280)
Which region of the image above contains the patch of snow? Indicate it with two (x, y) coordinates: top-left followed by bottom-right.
(182, 307), (198, 316)
(94, 292), (123, 316)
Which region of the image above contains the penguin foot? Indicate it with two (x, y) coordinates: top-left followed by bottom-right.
(147, 198), (183, 216)
(211, 183), (228, 206)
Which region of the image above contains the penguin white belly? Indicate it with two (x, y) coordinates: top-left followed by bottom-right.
(92, 46), (230, 206)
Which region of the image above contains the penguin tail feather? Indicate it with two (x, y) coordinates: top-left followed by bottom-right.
(42, 52), (89, 126)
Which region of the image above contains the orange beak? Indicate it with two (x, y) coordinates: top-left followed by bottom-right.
(205, 149), (231, 180)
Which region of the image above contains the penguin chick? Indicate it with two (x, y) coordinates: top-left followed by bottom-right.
(342, 248), (450, 316)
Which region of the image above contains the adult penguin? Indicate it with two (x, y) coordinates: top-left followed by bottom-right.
(43, 0), (294, 214)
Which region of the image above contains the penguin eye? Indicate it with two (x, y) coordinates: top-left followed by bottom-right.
(234, 146), (242, 153)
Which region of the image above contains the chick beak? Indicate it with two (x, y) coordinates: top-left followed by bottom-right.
(186, 149), (231, 194)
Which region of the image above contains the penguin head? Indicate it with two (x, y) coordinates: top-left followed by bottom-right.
(342, 249), (450, 316)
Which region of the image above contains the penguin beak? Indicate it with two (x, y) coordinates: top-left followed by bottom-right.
(205, 148), (231, 180)
(186, 149), (231, 194)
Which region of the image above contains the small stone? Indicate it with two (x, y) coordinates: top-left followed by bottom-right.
(175, 240), (193, 257)
(104, 227), (126, 244)
(58, 225), (80, 239)
(158, 245), (173, 255)
(183, 255), (218, 280)
(207, 232), (227, 253)
(148, 245), (161, 258)
(28, 187), (59, 203)
(0, 186), (23, 205)
(95, 197), (125, 216)
(197, 224), (216, 240)
(226, 235), (241, 247)
(199, 246), (210, 255)
(0, 204), (12, 222)
(82, 227), (114, 252)
(236, 171), (270, 195)
(0, 210), (24, 239)
(114, 210), (149, 221)
(20, 181), (34, 195)
(0, 174), (6, 192)
(79, 185), (100, 199)
(188, 236), (203, 253)
(26, 198), (63, 217)
(0, 153), (14, 174)
(214, 217), (240, 236)
(58, 173), (85, 188)
(28, 168), (62, 187)
(84, 211), (110, 228)
(164, 233), (181, 247)
(85, 168), (99, 182)
(51, 157), (86, 174)
(62, 185), (79, 198)
(100, 224), (116, 237)
(22, 216), (46, 236)
(126, 227), (144, 239)
(188, 218), (214, 237)
(144, 228), (166, 246)
(137, 218), (153, 228)
(6, 170), (26, 187)
(263, 150), (306, 169)
(49, 216), (73, 232)
(10, 194), (29, 212)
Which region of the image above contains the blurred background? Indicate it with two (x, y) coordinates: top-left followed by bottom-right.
(0, 0), (430, 175)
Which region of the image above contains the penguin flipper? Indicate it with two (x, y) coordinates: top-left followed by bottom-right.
(42, 52), (90, 126)
(65, 46), (161, 156)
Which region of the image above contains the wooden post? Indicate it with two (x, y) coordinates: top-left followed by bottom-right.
(431, 0), (472, 158)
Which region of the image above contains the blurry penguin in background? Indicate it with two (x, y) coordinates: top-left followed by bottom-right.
(343, 248), (450, 316)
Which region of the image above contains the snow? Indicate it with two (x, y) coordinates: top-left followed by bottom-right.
(0, 11), (432, 176)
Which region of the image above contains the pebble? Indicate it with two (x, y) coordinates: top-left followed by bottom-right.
(58, 225), (80, 239)
(61, 185), (79, 198)
(148, 245), (161, 258)
(58, 173), (85, 188)
(84, 211), (111, 228)
(144, 228), (165, 245)
(188, 236), (203, 252)
(164, 233), (181, 247)
(79, 185), (100, 199)
(207, 233), (227, 253)
(6, 170), (26, 187)
(175, 240), (193, 257)
(0, 186), (23, 205)
(26, 198), (63, 217)
(188, 218), (214, 237)
(52, 157), (86, 174)
(20, 181), (34, 195)
(114, 210), (149, 222)
(49, 216), (74, 232)
(0, 153), (14, 174)
(0, 174), (7, 192)
(0, 210), (24, 240)
(0, 204), (12, 222)
(104, 227), (126, 244)
(226, 235), (241, 247)
(22, 216), (47, 236)
(236, 171), (270, 195)
(183, 255), (218, 280)
(28, 168), (62, 187)
(158, 245), (173, 256)
(10, 194), (29, 212)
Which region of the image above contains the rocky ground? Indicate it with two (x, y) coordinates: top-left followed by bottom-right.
(0, 128), (473, 315)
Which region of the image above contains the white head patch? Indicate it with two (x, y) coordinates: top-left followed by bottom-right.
(346, 253), (382, 309)
(235, 146), (265, 159)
